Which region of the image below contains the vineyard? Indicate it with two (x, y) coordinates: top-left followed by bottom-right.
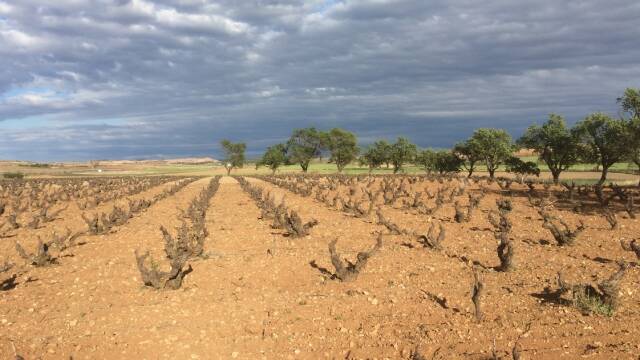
(0, 174), (639, 359)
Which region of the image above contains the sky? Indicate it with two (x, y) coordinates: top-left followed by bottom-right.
(0, 0), (639, 161)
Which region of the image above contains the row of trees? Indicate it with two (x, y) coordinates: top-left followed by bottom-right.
(220, 88), (640, 185)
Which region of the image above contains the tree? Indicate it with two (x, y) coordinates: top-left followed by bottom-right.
(572, 113), (633, 185)
(359, 145), (385, 173)
(360, 140), (391, 170)
(470, 128), (514, 178)
(629, 118), (640, 186)
(373, 140), (392, 168)
(415, 149), (437, 173)
(505, 156), (540, 182)
(617, 88), (640, 119)
(389, 137), (417, 174)
(286, 128), (327, 172)
(433, 150), (463, 174)
(517, 114), (579, 184)
(258, 144), (287, 174)
(220, 139), (246, 175)
(617, 88), (640, 185)
(326, 128), (358, 173)
(453, 140), (482, 177)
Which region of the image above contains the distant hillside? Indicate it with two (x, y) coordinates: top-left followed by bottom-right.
(514, 149), (537, 157)
(93, 157), (219, 166)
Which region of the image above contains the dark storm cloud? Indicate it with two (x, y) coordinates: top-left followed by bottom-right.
(0, 0), (639, 161)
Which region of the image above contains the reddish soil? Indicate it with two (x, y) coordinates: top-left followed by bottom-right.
(1, 176), (639, 359)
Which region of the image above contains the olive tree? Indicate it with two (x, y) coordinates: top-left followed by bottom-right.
(327, 128), (358, 172)
(505, 156), (540, 182)
(433, 150), (463, 175)
(617, 88), (640, 119)
(470, 128), (514, 178)
(376, 140), (392, 168)
(258, 144), (287, 174)
(453, 140), (483, 177)
(286, 128), (327, 172)
(389, 137), (417, 174)
(618, 88), (640, 185)
(630, 118), (640, 185)
(220, 139), (246, 175)
(518, 114), (579, 184)
(359, 140), (389, 173)
(572, 113), (633, 185)
(415, 148), (437, 173)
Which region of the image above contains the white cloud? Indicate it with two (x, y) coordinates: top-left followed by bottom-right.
(0, 29), (44, 48)
(0, 2), (12, 15)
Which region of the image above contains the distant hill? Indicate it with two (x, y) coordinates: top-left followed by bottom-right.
(514, 149), (536, 157)
(90, 157), (219, 166)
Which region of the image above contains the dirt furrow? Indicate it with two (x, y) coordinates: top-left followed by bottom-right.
(245, 176), (640, 359)
(0, 178), (191, 266)
(0, 177), (211, 358)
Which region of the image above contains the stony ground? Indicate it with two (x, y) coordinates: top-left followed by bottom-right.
(0, 176), (638, 359)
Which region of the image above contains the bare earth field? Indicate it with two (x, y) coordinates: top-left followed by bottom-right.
(0, 174), (639, 359)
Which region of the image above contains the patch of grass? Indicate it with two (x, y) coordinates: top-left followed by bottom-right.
(3, 172), (25, 179)
(573, 288), (614, 317)
(19, 163), (50, 168)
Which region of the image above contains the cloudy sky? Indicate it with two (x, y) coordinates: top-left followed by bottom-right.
(0, 0), (638, 161)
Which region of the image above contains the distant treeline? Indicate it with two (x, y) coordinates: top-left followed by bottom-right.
(19, 163), (51, 168)
(219, 88), (640, 185)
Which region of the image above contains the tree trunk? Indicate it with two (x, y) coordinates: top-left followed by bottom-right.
(597, 165), (609, 186)
(301, 162), (309, 173)
(467, 166), (474, 178)
(226, 167), (232, 176)
(488, 166), (495, 178)
(551, 169), (560, 185)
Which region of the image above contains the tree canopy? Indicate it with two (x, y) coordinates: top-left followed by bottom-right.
(359, 141), (388, 172)
(617, 88), (640, 119)
(258, 143), (287, 174)
(220, 139), (246, 175)
(389, 137), (417, 174)
(617, 88), (640, 185)
(572, 113), (633, 185)
(518, 114), (579, 184)
(286, 127), (328, 172)
(415, 149), (437, 173)
(505, 156), (540, 180)
(327, 128), (359, 172)
(453, 140), (483, 177)
(469, 128), (513, 178)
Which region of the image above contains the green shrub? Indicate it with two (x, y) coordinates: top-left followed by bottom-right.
(573, 287), (614, 316)
(3, 172), (25, 179)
